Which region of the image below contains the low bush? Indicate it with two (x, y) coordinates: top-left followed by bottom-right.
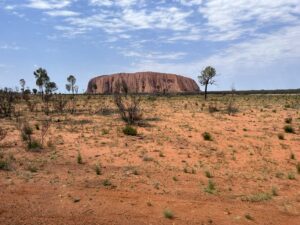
(163, 209), (174, 219)
(202, 132), (213, 141)
(285, 117), (292, 124)
(123, 125), (137, 136)
(284, 125), (295, 133)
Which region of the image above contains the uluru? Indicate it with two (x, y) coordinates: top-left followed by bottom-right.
(86, 72), (200, 94)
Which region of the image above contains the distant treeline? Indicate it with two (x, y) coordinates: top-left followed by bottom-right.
(1, 88), (300, 96)
(207, 89), (300, 95)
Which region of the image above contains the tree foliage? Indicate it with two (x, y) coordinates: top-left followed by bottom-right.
(198, 66), (216, 100)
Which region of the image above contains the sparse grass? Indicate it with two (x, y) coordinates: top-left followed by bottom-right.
(163, 209), (174, 219)
(202, 132), (213, 141)
(123, 125), (137, 136)
(172, 176), (178, 181)
(159, 151), (165, 157)
(284, 125), (295, 133)
(102, 179), (112, 186)
(272, 187), (278, 196)
(242, 192), (272, 202)
(77, 151), (83, 164)
(287, 172), (296, 180)
(95, 163), (102, 175)
(27, 140), (42, 152)
(143, 155), (154, 162)
(205, 170), (213, 178)
(102, 129), (109, 135)
(285, 117), (292, 124)
(275, 172), (285, 179)
(245, 214), (254, 220)
(133, 169), (139, 175)
(297, 162), (300, 174)
(0, 158), (11, 171)
(277, 133), (284, 140)
(290, 152), (296, 160)
(204, 179), (216, 194)
(27, 165), (38, 173)
(208, 104), (219, 113)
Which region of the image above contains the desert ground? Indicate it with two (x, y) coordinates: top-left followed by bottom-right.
(0, 94), (299, 225)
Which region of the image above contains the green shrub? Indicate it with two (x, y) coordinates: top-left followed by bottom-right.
(77, 151), (83, 164)
(242, 192), (272, 202)
(205, 170), (213, 178)
(284, 125), (295, 133)
(202, 132), (213, 141)
(204, 179), (216, 194)
(297, 162), (300, 174)
(287, 172), (295, 180)
(27, 140), (42, 152)
(123, 125), (137, 136)
(285, 117), (292, 124)
(163, 209), (174, 219)
(0, 159), (11, 171)
(102, 179), (112, 186)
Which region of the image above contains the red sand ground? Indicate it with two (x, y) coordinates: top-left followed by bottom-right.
(0, 95), (299, 225)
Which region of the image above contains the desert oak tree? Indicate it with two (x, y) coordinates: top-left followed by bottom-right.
(198, 66), (216, 100)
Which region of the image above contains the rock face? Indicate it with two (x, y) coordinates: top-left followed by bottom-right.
(86, 72), (200, 94)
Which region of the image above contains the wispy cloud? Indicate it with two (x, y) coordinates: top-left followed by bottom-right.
(122, 50), (187, 60)
(45, 10), (80, 17)
(65, 6), (192, 35)
(133, 24), (300, 78)
(26, 0), (71, 10)
(199, 0), (300, 40)
(0, 44), (22, 50)
(1, 0), (300, 90)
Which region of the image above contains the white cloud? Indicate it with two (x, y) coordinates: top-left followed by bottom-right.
(54, 25), (89, 37)
(199, 0), (300, 40)
(122, 50), (187, 60)
(26, 0), (71, 10)
(178, 0), (203, 6)
(66, 6), (192, 35)
(133, 25), (300, 80)
(4, 5), (17, 10)
(90, 0), (142, 8)
(45, 10), (80, 17)
(0, 44), (22, 50)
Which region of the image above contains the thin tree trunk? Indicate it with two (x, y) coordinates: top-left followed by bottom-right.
(204, 83), (208, 100)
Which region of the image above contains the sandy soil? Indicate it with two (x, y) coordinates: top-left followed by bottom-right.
(0, 94), (299, 225)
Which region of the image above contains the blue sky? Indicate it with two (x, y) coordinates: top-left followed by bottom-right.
(0, 0), (300, 92)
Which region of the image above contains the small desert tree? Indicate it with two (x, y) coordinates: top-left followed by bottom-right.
(44, 81), (57, 115)
(114, 80), (142, 125)
(0, 88), (17, 118)
(66, 75), (76, 95)
(66, 75), (77, 113)
(19, 79), (26, 94)
(34, 68), (58, 114)
(53, 94), (68, 114)
(198, 66), (216, 100)
(34, 68), (49, 99)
